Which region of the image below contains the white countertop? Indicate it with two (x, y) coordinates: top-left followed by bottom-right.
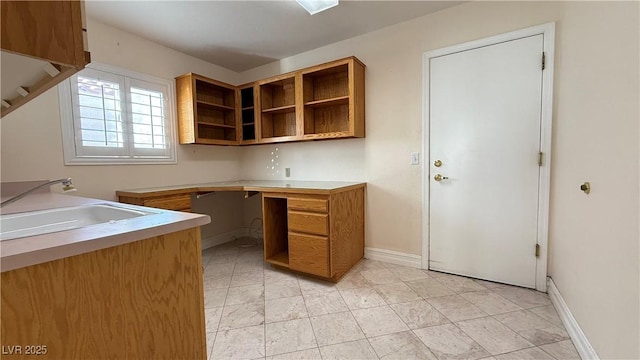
(116, 180), (366, 197)
(0, 193), (210, 272)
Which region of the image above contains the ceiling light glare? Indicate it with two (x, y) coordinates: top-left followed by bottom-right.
(296, 0), (339, 15)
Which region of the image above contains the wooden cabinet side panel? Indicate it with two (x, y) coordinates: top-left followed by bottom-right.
(1, 1), (83, 67)
(176, 75), (196, 144)
(0, 228), (206, 360)
(351, 60), (366, 138)
(295, 73), (305, 137)
(253, 84), (263, 142)
(68, 0), (86, 67)
(329, 188), (365, 279)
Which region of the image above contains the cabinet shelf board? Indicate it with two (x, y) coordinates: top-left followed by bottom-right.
(198, 122), (236, 129)
(195, 137), (237, 145)
(304, 96), (349, 108)
(303, 132), (351, 140)
(242, 122), (255, 126)
(267, 251), (290, 267)
(197, 100), (235, 111)
(259, 135), (299, 143)
(262, 104), (296, 114)
(242, 106), (254, 111)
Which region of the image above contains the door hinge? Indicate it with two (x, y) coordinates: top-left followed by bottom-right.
(535, 244), (540, 257)
(542, 52), (546, 70)
(538, 151), (543, 166)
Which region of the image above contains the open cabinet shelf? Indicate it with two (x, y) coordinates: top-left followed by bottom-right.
(240, 84), (258, 144)
(263, 196), (290, 268)
(175, 56), (365, 146)
(302, 60), (363, 139)
(304, 96), (350, 108)
(259, 76), (297, 140)
(176, 73), (239, 145)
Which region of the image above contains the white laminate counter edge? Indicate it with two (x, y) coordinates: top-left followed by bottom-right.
(0, 193), (210, 272)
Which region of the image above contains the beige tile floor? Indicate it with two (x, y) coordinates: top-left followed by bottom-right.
(202, 239), (580, 360)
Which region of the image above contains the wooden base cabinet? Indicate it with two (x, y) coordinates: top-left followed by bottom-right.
(0, 228), (206, 359)
(262, 186), (365, 281)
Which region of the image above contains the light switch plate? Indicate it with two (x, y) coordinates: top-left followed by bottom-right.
(410, 152), (420, 165)
(285, 168), (291, 177)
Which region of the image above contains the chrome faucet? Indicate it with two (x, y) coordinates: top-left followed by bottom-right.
(0, 178), (75, 208)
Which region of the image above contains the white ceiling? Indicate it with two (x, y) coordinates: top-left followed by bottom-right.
(86, 1), (464, 72)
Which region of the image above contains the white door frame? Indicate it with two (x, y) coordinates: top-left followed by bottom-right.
(421, 23), (555, 292)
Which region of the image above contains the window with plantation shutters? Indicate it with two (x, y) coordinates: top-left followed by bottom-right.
(59, 63), (176, 164)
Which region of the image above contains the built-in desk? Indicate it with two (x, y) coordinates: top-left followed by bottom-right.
(117, 180), (366, 281)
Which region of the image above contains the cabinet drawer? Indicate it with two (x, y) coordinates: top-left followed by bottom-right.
(288, 211), (328, 236)
(289, 233), (330, 277)
(143, 194), (192, 211)
(288, 197), (328, 213)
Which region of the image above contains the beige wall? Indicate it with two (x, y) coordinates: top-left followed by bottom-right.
(1, 2), (638, 358)
(239, 2), (639, 358)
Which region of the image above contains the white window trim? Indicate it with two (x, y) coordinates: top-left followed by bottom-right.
(59, 62), (178, 165)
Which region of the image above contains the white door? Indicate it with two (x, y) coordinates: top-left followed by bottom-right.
(428, 35), (544, 288)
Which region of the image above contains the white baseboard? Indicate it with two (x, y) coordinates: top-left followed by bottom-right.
(364, 247), (422, 268)
(201, 228), (249, 250)
(547, 277), (599, 360)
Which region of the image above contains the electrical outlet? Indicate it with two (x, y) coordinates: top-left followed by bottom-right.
(410, 152), (420, 165)
(285, 168), (291, 177)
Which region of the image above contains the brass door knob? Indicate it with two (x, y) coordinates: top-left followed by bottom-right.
(434, 174), (448, 182)
(434, 160), (443, 167)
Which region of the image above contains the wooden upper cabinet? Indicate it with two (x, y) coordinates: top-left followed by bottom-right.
(175, 56), (365, 146)
(1, 0), (90, 118)
(258, 74), (299, 143)
(176, 73), (239, 145)
(301, 57), (365, 140)
(1, 1), (86, 67)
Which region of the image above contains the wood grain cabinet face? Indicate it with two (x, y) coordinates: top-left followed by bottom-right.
(288, 197), (329, 212)
(143, 194), (191, 212)
(1, 1), (86, 67)
(289, 233), (330, 277)
(286, 195), (332, 276)
(288, 211), (329, 236)
(0, 228), (206, 359)
(118, 193), (192, 212)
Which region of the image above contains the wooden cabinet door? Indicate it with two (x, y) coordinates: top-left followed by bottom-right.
(289, 233), (330, 277)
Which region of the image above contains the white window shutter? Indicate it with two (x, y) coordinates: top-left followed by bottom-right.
(59, 63), (177, 165)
